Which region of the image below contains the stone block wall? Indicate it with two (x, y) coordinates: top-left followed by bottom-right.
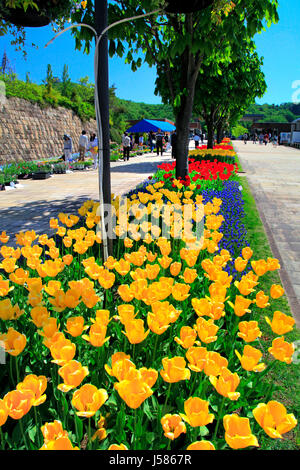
(0, 96), (97, 165)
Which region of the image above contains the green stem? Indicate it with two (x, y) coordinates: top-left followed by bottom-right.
(15, 356), (20, 383)
(213, 396), (226, 441)
(34, 406), (41, 448)
(152, 335), (159, 365)
(133, 408), (137, 450)
(0, 427), (5, 450)
(88, 419), (92, 450)
(19, 418), (28, 449)
(167, 439), (171, 450)
(163, 383), (172, 415)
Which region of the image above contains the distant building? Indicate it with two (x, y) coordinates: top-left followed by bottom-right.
(241, 114), (264, 123)
(291, 118), (300, 147)
(250, 122), (292, 135)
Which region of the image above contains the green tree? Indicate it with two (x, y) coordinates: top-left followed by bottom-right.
(61, 63), (71, 96)
(192, 42), (267, 147)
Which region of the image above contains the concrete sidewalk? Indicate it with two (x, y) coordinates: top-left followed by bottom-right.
(0, 151), (172, 241)
(234, 140), (300, 326)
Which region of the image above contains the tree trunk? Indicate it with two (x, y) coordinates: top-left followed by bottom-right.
(175, 76), (198, 179)
(207, 120), (215, 149)
(216, 122), (223, 144)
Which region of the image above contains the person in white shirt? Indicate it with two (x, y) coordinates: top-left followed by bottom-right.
(78, 130), (89, 161)
(122, 132), (131, 161)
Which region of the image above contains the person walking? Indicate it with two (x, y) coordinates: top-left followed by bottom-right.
(259, 133), (264, 145)
(170, 130), (177, 159)
(139, 134), (144, 152)
(89, 133), (98, 169)
(63, 134), (73, 162)
(78, 130), (89, 162)
(264, 133), (269, 146)
(155, 128), (164, 156)
(122, 132), (131, 161)
(243, 132), (248, 144)
(252, 133), (257, 144)
(194, 133), (201, 148)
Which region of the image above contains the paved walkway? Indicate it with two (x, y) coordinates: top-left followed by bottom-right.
(0, 151), (172, 241)
(234, 140), (300, 326)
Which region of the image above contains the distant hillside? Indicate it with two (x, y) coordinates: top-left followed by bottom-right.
(118, 98), (175, 122)
(246, 102), (300, 123)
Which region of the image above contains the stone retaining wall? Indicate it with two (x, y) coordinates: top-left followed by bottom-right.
(0, 96), (97, 164)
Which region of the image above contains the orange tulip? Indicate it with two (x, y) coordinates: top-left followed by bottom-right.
(17, 374), (47, 406)
(40, 436), (79, 450)
(182, 268), (197, 284)
(265, 311), (295, 335)
(0, 299), (24, 321)
(228, 296), (252, 317)
(114, 376), (153, 409)
(57, 360), (89, 392)
(223, 414), (259, 449)
(139, 367), (158, 388)
(118, 284), (135, 303)
(30, 306), (50, 328)
(114, 259), (131, 276)
(160, 357), (191, 383)
(122, 319), (149, 344)
(192, 298), (211, 317)
(234, 257), (248, 272)
(181, 397), (214, 427)
(108, 444), (128, 450)
(65, 316), (87, 337)
(237, 321), (262, 342)
(4, 389), (35, 419)
(270, 284), (284, 299)
(41, 420), (68, 442)
(82, 322), (110, 348)
(255, 291), (270, 309)
(44, 280), (61, 297)
(145, 263), (160, 281)
(194, 317), (219, 344)
(104, 352), (136, 382)
(266, 258), (280, 271)
(72, 384), (108, 417)
(170, 262), (182, 277)
(172, 283), (190, 301)
(204, 351), (228, 377)
(0, 327), (26, 356)
(0, 231), (9, 244)
(62, 254), (73, 266)
(50, 337), (76, 365)
(98, 270), (115, 289)
(242, 247), (253, 261)
(268, 337), (294, 364)
(209, 367), (240, 401)
(174, 326), (198, 349)
(0, 399), (8, 427)
(235, 345), (266, 372)
(251, 259), (268, 277)
(187, 441), (215, 450)
(9, 268), (29, 286)
(161, 414), (186, 440)
(186, 346), (208, 373)
(252, 401), (297, 439)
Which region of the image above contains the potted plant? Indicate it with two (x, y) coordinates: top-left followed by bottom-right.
(0, 0), (73, 28)
(52, 162), (67, 174)
(32, 162), (52, 179)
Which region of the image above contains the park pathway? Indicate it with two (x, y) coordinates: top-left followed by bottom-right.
(234, 140), (300, 325)
(0, 151), (172, 241)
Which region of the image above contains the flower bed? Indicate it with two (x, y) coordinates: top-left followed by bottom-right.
(0, 146), (297, 451)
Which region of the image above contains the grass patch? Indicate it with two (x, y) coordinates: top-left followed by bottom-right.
(239, 175), (300, 450)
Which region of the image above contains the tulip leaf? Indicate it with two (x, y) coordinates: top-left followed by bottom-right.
(74, 413), (83, 441)
(28, 426), (37, 443)
(143, 400), (153, 421)
(199, 426), (209, 437)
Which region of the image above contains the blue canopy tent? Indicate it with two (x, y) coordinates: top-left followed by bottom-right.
(126, 119), (176, 133)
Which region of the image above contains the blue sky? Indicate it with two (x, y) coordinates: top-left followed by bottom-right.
(0, 0), (299, 105)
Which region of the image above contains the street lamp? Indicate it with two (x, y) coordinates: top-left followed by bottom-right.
(45, 7), (161, 262)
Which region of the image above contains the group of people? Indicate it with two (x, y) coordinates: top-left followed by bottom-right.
(63, 131), (99, 169)
(122, 129), (178, 161)
(243, 132), (279, 147)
